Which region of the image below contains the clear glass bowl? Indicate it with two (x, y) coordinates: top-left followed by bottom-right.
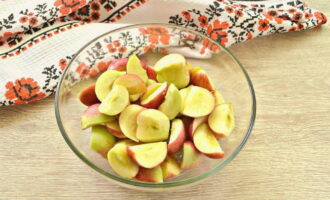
(55, 23), (256, 191)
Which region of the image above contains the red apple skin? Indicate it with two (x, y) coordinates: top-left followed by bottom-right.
(108, 58), (128, 71)
(212, 131), (226, 138)
(188, 116), (208, 139)
(204, 151), (225, 159)
(140, 60), (148, 69)
(189, 68), (215, 91)
(105, 122), (126, 138)
(140, 83), (168, 109)
(168, 122), (186, 155)
(108, 58), (147, 71)
(146, 66), (157, 81)
(181, 116), (193, 138)
(79, 84), (100, 106)
(135, 167), (162, 183)
(83, 103), (101, 117)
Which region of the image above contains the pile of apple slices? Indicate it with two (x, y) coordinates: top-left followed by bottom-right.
(79, 54), (235, 183)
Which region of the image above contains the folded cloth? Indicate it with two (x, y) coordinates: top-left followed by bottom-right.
(0, 0), (327, 106)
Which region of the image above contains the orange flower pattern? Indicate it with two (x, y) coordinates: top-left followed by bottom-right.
(169, 0), (327, 50)
(4, 78), (46, 105)
(139, 27), (173, 45)
(54, 0), (87, 15)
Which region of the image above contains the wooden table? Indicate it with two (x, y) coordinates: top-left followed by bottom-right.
(1, 1), (329, 199)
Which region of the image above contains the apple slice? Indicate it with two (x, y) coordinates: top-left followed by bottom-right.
(135, 166), (163, 183)
(193, 123), (224, 159)
(136, 109), (170, 142)
(181, 85), (215, 117)
(107, 141), (139, 179)
(90, 126), (116, 158)
(180, 141), (201, 169)
(109, 58), (147, 71)
(208, 103), (235, 138)
(189, 67), (215, 91)
(146, 79), (157, 86)
(168, 119), (186, 154)
(105, 120), (126, 138)
(140, 82), (168, 109)
(179, 86), (192, 112)
(95, 70), (125, 101)
(119, 104), (145, 142)
(127, 54), (148, 82)
(159, 84), (182, 120)
(213, 90), (225, 105)
(146, 66), (157, 81)
(79, 84), (100, 106)
(81, 104), (115, 129)
(127, 142), (167, 168)
(188, 116), (208, 139)
(129, 93), (141, 102)
(108, 58), (128, 71)
(99, 84), (129, 116)
(160, 156), (180, 179)
(113, 74), (146, 95)
(154, 54), (190, 89)
(142, 82), (161, 97)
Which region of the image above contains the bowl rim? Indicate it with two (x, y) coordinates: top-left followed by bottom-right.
(55, 23), (256, 188)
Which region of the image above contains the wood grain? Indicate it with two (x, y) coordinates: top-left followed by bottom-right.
(0, 1), (329, 199)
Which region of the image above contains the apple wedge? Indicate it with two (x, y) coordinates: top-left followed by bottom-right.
(135, 166), (163, 183)
(105, 120), (126, 138)
(181, 85), (215, 117)
(90, 126), (116, 158)
(95, 70), (125, 101)
(113, 74), (146, 95)
(136, 109), (170, 142)
(214, 90), (225, 105)
(99, 84), (129, 116)
(159, 84), (182, 120)
(193, 123), (224, 159)
(180, 141), (201, 169)
(168, 119), (186, 154)
(160, 156), (180, 179)
(154, 54), (190, 89)
(208, 103), (235, 138)
(127, 142), (167, 168)
(179, 86), (192, 112)
(146, 66), (157, 81)
(188, 116), (207, 139)
(81, 104), (115, 129)
(108, 58), (128, 71)
(79, 84), (100, 106)
(140, 82), (168, 109)
(143, 82), (161, 96)
(107, 141), (139, 179)
(119, 104), (145, 142)
(189, 67), (215, 91)
(127, 54), (148, 82)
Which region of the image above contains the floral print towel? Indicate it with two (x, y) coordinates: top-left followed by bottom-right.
(0, 0), (327, 106)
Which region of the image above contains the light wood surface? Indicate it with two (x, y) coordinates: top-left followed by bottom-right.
(1, 1), (329, 199)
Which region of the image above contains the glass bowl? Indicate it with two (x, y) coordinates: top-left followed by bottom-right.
(55, 23), (256, 191)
